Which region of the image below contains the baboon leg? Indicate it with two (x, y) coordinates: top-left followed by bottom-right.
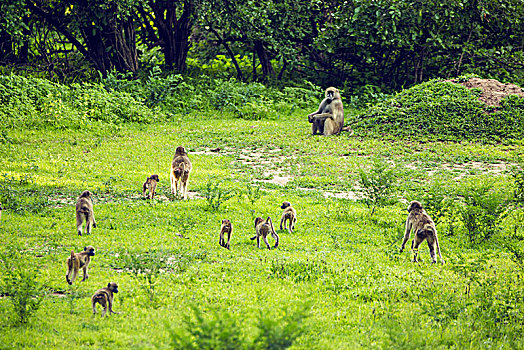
(86, 217), (92, 235)
(82, 265), (88, 281)
(219, 232), (224, 247)
(257, 236), (261, 249)
(71, 268), (78, 284)
(400, 218), (412, 252)
(323, 119), (335, 136)
(183, 178), (190, 200)
(101, 302), (108, 317)
(92, 303), (97, 314)
(66, 269), (72, 285)
(287, 218), (293, 234)
(170, 173), (175, 194)
(412, 238), (424, 262)
(291, 217), (297, 232)
(280, 217), (284, 231)
(427, 239), (437, 264)
(226, 231), (231, 249)
(76, 214), (83, 236)
(262, 235), (271, 250)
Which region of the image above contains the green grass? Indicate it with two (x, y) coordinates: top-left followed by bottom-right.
(1, 111), (524, 348)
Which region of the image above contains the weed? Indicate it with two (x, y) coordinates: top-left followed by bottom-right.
(201, 177), (235, 211)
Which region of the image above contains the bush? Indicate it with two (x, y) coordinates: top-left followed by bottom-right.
(353, 78), (524, 141)
(357, 158), (398, 209)
(457, 178), (510, 243)
(0, 248), (44, 326)
(201, 177), (235, 211)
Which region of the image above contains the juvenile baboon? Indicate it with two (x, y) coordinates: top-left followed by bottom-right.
(308, 87), (348, 136)
(65, 246), (95, 285)
(142, 174), (159, 199)
(92, 282), (119, 317)
(76, 190), (96, 236)
(170, 146), (192, 200)
(219, 219), (232, 249)
(400, 200), (444, 264)
(251, 217), (279, 250)
(280, 201), (297, 233)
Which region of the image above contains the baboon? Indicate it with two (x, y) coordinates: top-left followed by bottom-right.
(308, 87), (348, 136)
(400, 200), (444, 264)
(219, 219), (232, 249)
(76, 190), (96, 236)
(170, 146), (192, 200)
(142, 174), (159, 199)
(251, 217), (279, 250)
(92, 282), (119, 317)
(66, 246), (95, 285)
(280, 201), (297, 233)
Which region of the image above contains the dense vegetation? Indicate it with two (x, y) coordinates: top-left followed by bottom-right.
(0, 0), (523, 90)
(1, 70), (524, 347)
(1, 0), (524, 347)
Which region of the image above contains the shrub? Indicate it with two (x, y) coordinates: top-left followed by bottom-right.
(201, 177), (235, 211)
(353, 78), (524, 141)
(0, 248), (44, 326)
(357, 158), (398, 209)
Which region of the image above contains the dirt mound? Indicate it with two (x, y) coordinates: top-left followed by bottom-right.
(451, 78), (524, 106)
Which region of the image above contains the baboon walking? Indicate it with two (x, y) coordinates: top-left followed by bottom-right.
(76, 190), (96, 236)
(170, 146), (192, 200)
(251, 217), (279, 250)
(401, 200), (444, 264)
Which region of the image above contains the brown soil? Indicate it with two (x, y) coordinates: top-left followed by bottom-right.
(449, 77), (524, 106)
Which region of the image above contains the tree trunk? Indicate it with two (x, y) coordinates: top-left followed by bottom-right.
(150, 0), (195, 72)
(254, 40), (274, 79)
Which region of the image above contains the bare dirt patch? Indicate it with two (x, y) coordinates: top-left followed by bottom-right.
(449, 77), (524, 106)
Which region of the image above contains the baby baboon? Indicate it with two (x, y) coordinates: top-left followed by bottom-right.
(170, 146), (192, 200)
(92, 282), (119, 317)
(308, 87), (347, 136)
(76, 190), (96, 236)
(280, 201), (297, 233)
(219, 219), (232, 249)
(66, 246), (95, 285)
(142, 174), (159, 199)
(251, 217), (279, 250)
(401, 200), (444, 264)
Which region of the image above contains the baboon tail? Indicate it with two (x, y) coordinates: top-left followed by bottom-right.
(429, 226), (444, 263)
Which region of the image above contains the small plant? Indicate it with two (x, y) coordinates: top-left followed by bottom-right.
(0, 248), (44, 326)
(201, 177), (235, 211)
(244, 182), (262, 205)
(357, 158), (398, 210)
(168, 305), (246, 350)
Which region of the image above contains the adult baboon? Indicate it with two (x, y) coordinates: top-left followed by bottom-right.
(401, 200), (444, 264)
(308, 87), (347, 136)
(76, 190), (96, 236)
(170, 146), (192, 200)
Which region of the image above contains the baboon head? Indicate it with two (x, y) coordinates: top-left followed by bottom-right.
(325, 87), (340, 101)
(254, 217), (263, 228)
(79, 190), (92, 198)
(84, 246), (96, 256)
(108, 282), (119, 293)
(151, 174), (159, 182)
(222, 219), (231, 226)
(281, 201), (291, 210)
(407, 200), (423, 212)
(175, 146), (187, 155)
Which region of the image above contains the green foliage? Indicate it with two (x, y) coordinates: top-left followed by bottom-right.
(457, 178), (510, 243)
(353, 79), (524, 141)
(0, 173), (50, 214)
(0, 74), (161, 130)
(269, 259), (332, 283)
(201, 177), (235, 211)
(357, 158), (398, 209)
(243, 182), (262, 206)
(0, 248), (44, 326)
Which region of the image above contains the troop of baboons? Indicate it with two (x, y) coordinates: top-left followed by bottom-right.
(0, 86), (441, 317)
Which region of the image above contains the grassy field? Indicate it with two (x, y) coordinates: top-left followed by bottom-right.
(1, 111), (524, 349)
